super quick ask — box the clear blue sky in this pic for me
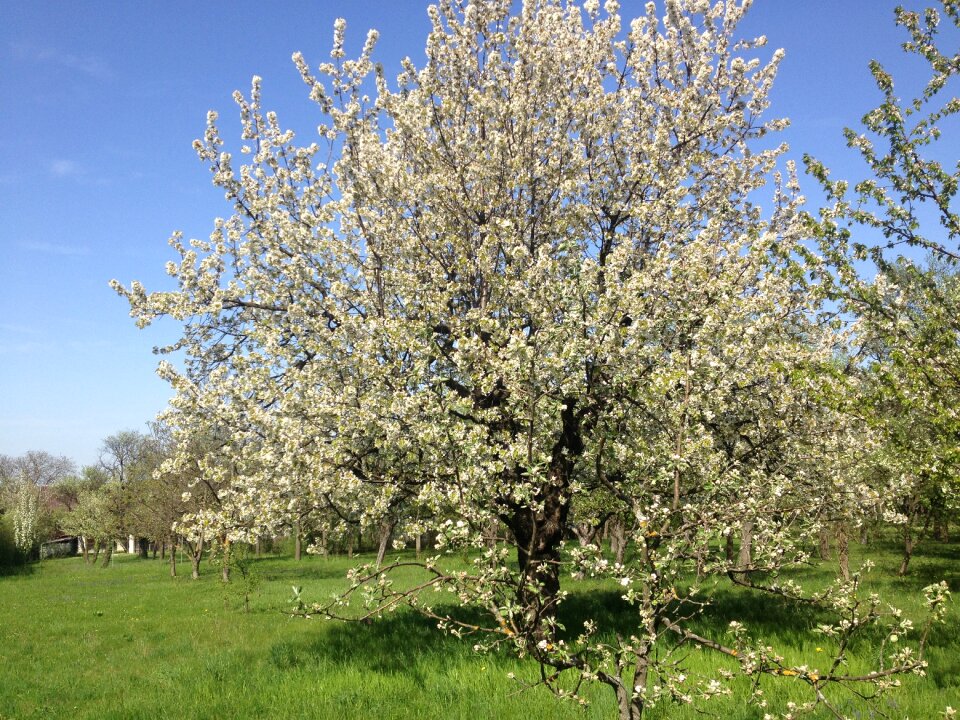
[0,1,954,467]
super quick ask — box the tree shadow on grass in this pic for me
[0,562,38,578]
[557,583,826,648]
[266,564,959,692]
[272,581,839,663]
[896,554,960,593]
[250,557,351,583]
[268,606,480,687]
[275,585,828,675]
[912,540,960,561]
[925,614,960,689]
[561,577,960,685]
[866,538,960,575]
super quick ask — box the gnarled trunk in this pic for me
[511,515,564,630]
[510,401,581,633]
[506,477,570,634]
[188,536,204,579]
[573,520,600,548]
[818,526,832,561]
[836,525,850,581]
[737,520,754,570]
[898,525,914,577]
[613,677,645,720]
[608,516,628,567]
[376,518,395,569]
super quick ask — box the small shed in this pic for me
[40,536,79,559]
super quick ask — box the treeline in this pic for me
[1,428,450,577]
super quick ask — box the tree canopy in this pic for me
[113,2,954,718]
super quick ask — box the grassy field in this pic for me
[0,541,957,720]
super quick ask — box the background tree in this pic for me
[0,451,74,489]
[0,451,75,560]
[160,422,241,579]
[808,0,960,571]
[98,430,163,557]
[62,487,116,565]
[856,260,960,574]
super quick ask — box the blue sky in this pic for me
[0,1,954,467]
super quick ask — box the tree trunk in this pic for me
[608,516,627,567]
[376,518,395,569]
[818,526,831,561]
[614,680,644,720]
[574,521,601,548]
[898,525,914,577]
[737,520,754,570]
[346,529,354,558]
[320,527,329,558]
[101,543,113,568]
[415,532,422,560]
[694,538,706,579]
[169,538,177,577]
[487,518,499,550]
[91,539,101,564]
[604,632,651,720]
[836,525,850,581]
[933,514,949,543]
[189,537,203,579]
[506,400,580,636]
[221,539,231,583]
[507,481,569,635]
[294,520,302,562]
[81,537,90,565]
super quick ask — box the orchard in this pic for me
[97,1,960,718]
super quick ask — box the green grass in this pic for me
[0,540,956,720]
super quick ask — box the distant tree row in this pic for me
[0,430,196,573]
[0,426,404,577]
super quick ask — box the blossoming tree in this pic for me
[115,1,949,717]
